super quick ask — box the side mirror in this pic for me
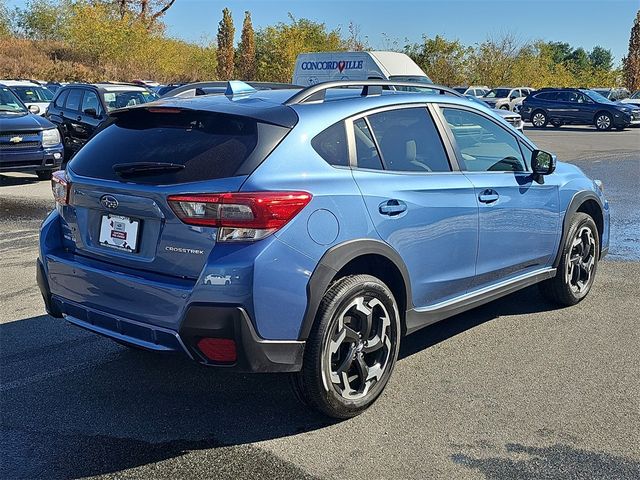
[28,104,40,114]
[531,149,556,182]
[83,108,98,117]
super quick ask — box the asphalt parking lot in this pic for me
[1,126,639,479]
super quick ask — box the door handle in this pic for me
[478,189,499,204]
[379,199,407,216]
[76,116,82,121]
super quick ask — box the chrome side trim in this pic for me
[405,267,556,334]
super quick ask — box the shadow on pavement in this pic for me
[0,174,42,187]
[1,285,560,479]
[451,442,640,479]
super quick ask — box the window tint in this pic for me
[353,118,383,170]
[81,90,101,115]
[535,92,558,101]
[366,108,451,172]
[558,91,578,102]
[54,89,69,108]
[69,110,291,184]
[442,107,526,172]
[311,122,348,166]
[65,89,83,111]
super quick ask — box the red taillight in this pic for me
[51,170,70,205]
[197,338,237,363]
[167,191,312,242]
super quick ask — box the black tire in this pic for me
[531,110,548,128]
[539,213,599,306]
[499,104,510,110]
[35,170,52,180]
[292,274,401,419]
[594,112,613,131]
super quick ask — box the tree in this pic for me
[0,0,12,38]
[566,47,590,75]
[255,15,343,82]
[623,10,640,91]
[14,0,71,41]
[236,11,256,80]
[404,35,470,86]
[115,0,176,29]
[216,7,235,80]
[546,41,572,64]
[589,46,613,71]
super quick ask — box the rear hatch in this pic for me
[62,105,295,279]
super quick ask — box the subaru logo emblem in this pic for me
[101,195,118,210]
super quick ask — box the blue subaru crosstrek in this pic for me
[38,80,610,418]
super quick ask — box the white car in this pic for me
[453,86,490,97]
[204,274,232,286]
[621,90,640,106]
[0,79,54,115]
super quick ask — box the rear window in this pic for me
[68,110,291,184]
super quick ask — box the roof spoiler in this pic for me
[284,80,462,105]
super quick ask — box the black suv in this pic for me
[45,83,158,159]
[521,88,640,130]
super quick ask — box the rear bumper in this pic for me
[36,257,305,372]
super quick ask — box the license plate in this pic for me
[99,214,140,253]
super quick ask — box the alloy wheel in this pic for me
[324,296,393,400]
[565,226,597,294]
[532,112,546,127]
[596,114,611,130]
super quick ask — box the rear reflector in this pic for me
[167,191,312,242]
[197,338,237,363]
[51,170,70,205]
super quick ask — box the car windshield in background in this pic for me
[389,75,433,84]
[453,87,467,93]
[102,90,159,112]
[631,91,640,99]
[0,87,27,113]
[583,90,616,105]
[12,86,54,103]
[484,88,510,98]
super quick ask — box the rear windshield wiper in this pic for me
[113,162,185,176]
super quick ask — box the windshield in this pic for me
[0,87,28,113]
[102,90,159,112]
[484,88,510,98]
[631,91,640,99]
[592,89,611,98]
[583,90,616,105]
[12,85,54,103]
[453,87,467,93]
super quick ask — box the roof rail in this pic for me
[284,80,462,105]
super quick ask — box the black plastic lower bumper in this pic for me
[179,305,305,373]
[37,259,304,373]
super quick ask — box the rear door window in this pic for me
[54,89,69,108]
[65,89,83,112]
[366,107,451,172]
[68,110,291,184]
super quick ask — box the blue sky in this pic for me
[160,0,637,66]
[7,0,639,66]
